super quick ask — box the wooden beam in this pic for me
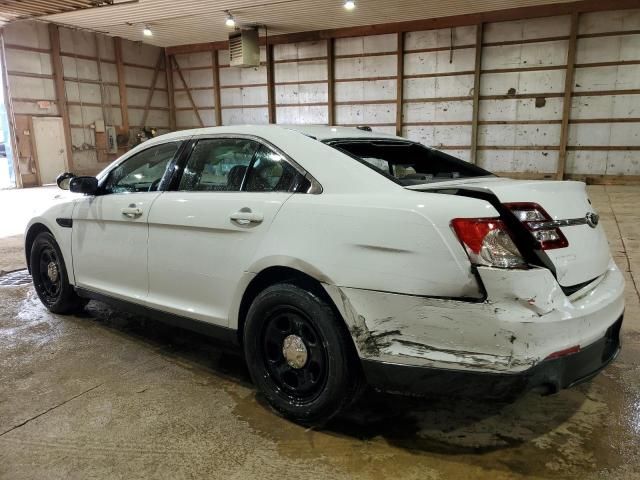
[395,32,404,137]
[0,33,22,187]
[470,23,483,165]
[212,50,222,126]
[327,38,335,126]
[173,56,204,128]
[114,37,129,133]
[164,50,176,130]
[141,52,164,128]
[556,12,579,180]
[48,24,73,172]
[266,43,276,124]
[166,0,640,55]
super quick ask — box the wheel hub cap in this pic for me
[47,262,59,283]
[282,335,308,369]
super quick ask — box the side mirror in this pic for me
[56,172,76,190]
[69,176,99,195]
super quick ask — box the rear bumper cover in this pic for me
[362,315,622,397]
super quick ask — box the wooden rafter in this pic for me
[470,23,483,165]
[266,43,276,124]
[556,12,579,180]
[114,37,129,133]
[212,50,222,126]
[141,52,164,128]
[327,38,335,126]
[395,32,404,137]
[48,23,73,171]
[172,56,204,128]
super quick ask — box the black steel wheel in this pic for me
[261,305,328,403]
[30,232,87,314]
[244,282,362,425]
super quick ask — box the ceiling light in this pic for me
[143,25,153,36]
[225,11,236,27]
[343,0,355,10]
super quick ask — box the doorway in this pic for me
[31,117,68,185]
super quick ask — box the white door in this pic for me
[72,141,183,302]
[32,117,67,185]
[146,138,303,326]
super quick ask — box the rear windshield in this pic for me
[326,139,493,186]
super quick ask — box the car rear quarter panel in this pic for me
[248,190,497,298]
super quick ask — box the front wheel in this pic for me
[243,283,362,426]
[30,232,87,314]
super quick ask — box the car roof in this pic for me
[147,124,404,144]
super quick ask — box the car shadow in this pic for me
[81,299,588,456]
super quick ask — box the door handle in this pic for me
[230,209,263,225]
[121,206,143,219]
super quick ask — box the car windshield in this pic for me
[326,139,493,186]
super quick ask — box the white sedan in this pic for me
[25,125,624,424]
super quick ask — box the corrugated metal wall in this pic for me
[168,7,640,182]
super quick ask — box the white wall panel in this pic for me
[478,150,558,173]
[479,98,563,121]
[482,40,568,69]
[335,79,396,102]
[275,60,327,83]
[480,70,565,95]
[403,100,473,123]
[405,26,477,49]
[335,34,397,55]
[404,48,475,75]
[573,65,640,92]
[479,124,561,146]
[484,16,571,42]
[403,125,471,147]
[404,75,474,99]
[276,83,328,104]
[274,41,327,60]
[276,106,328,124]
[5,49,52,75]
[578,9,640,35]
[222,107,269,125]
[335,55,397,79]
[335,104,396,124]
[221,86,268,106]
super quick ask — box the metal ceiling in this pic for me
[0,0,135,24]
[40,0,575,48]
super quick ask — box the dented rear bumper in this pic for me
[361,315,622,396]
[323,260,625,388]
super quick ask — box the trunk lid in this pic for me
[409,177,610,287]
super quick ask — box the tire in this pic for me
[30,232,87,314]
[243,283,362,426]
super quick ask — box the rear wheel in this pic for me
[243,283,362,425]
[30,232,87,314]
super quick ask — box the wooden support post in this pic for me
[327,38,335,126]
[212,50,222,126]
[0,33,22,187]
[266,43,276,124]
[114,37,129,133]
[164,50,176,130]
[556,12,579,180]
[173,56,204,128]
[395,32,404,137]
[48,24,74,172]
[470,23,483,165]
[141,52,164,128]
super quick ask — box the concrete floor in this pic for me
[0,185,639,479]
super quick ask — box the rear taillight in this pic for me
[504,202,569,250]
[451,218,527,269]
